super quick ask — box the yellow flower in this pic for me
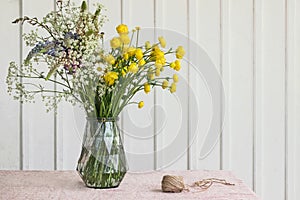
[155,68,160,76]
[127,47,136,56]
[153,47,164,59]
[138,59,146,66]
[145,41,151,50]
[138,101,144,108]
[120,34,130,44]
[105,54,115,65]
[170,62,176,69]
[174,60,181,71]
[122,46,129,53]
[155,62,163,69]
[155,57,166,68]
[158,36,166,48]
[173,74,179,83]
[110,37,121,49]
[162,80,169,89]
[104,71,119,86]
[116,24,129,34]
[170,82,176,93]
[128,63,138,73]
[144,83,151,94]
[123,53,129,60]
[135,48,144,60]
[176,46,185,59]
[148,73,155,80]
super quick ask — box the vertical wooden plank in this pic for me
[122,0,155,171]
[287,0,293,199]
[254,0,262,195]
[287,0,300,199]
[189,0,221,170]
[221,0,231,171]
[155,0,189,170]
[295,1,300,199]
[225,0,254,187]
[0,0,20,169]
[255,0,286,199]
[22,0,55,170]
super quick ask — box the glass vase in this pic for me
[76,117,128,188]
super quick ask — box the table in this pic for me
[0,170,259,200]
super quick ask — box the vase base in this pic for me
[85,184,121,189]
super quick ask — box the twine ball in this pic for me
[161,175,185,193]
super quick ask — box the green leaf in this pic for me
[81,1,87,12]
[46,65,59,80]
[86,30,93,36]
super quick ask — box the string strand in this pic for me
[161,175,235,193]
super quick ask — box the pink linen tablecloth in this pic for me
[0,170,259,200]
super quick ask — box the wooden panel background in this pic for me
[1,0,300,199]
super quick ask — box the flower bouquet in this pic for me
[6,0,185,188]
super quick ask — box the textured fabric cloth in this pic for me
[0,170,260,200]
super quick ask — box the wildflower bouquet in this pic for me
[6,0,185,188]
[6,1,185,118]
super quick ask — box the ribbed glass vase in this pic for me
[76,117,128,188]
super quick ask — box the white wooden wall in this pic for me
[1,0,300,199]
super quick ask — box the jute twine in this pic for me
[161,175,235,193]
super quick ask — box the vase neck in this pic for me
[86,117,119,122]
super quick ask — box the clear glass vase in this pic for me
[76,117,128,188]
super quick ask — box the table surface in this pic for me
[0,170,260,200]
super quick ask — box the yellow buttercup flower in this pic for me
[155,68,160,76]
[174,60,181,71]
[127,47,136,56]
[116,24,129,34]
[104,71,119,86]
[148,73,154,80]
[176,46,185,59]
[155,57,166,67]
[138,59,146,66]
[158,36,166,48]
[128,63,138,73]
[105,54,115,65]
[162,80,169,89]
[120,34,130,44]
[135,48,144,60]
[110,37,121,49]
[138,101,144,108]
[145,41,151,50]
[144,83,151,94]
[170,62,176,69]
[170,82,176,93]
[173,74,179,83]
[153,47,164,59]
[155,62,163,69]
[123,53,129,60]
